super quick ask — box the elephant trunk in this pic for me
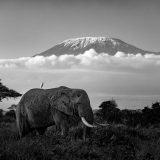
[78,103,96,128]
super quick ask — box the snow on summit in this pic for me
[62,37,118,49]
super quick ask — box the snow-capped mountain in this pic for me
[35,37,158,57]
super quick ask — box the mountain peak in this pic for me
[61,37,119,49]
[35,37,158,57]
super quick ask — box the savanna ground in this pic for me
[1,113,160,160]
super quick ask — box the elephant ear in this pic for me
[50,90,74,116]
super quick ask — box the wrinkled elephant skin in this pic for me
[16,86,96,140]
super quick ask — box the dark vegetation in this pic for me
[95,100,160,128]
[1,80,160,160]
[0,79,21,102]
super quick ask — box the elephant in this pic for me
[16,86,104,140]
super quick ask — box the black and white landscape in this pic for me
[0,0,160,160]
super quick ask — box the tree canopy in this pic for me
[0,79,22,102]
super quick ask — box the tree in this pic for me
[142,102,160,126]
[151,102,160,124]
[152,101,160,110]
[98,99,121,123]
[0,79,22,102]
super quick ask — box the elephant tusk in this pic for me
[94,121,110,127]
[81,117,97,128]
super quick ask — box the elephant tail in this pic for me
[16,104,30,138]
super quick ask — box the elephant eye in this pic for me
[62,101,67,105]
[77,94,81,97]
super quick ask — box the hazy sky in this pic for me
[0,0,160,110]
[0,0,160,59]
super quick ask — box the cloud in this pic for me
[1,49,160,110]
[0,49,160,73]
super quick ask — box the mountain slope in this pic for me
[35,37,158,57]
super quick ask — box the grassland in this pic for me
[0,119,160,160]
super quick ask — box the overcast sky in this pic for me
[0,0,160,110]
[0,0,160,59]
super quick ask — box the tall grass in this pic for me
[1,121,160,160]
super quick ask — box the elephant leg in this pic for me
[83,126,91,141]
[19,119,31,138]
[37,127,46,135]
[83,126,87,141]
